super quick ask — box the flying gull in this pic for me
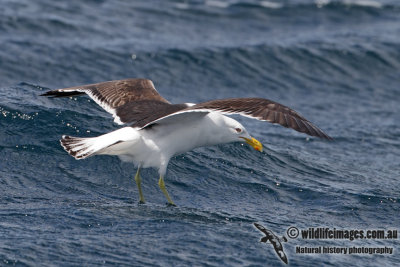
[41,78,331,205]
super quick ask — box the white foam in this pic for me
[315,0,331,8]
[346,0,383,8]
[260,1,283,9]
[316,0,383,8]
[175,3,190,10]
[205,0,230,8]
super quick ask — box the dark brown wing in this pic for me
[116,101,188,127]
[141,98,332,140]
[189,98,332,139]
[41,78,170,124]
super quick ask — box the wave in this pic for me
[176,0,399,11]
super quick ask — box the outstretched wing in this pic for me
[141,98,332,140]
[41,78,170,125]
[254,222,270,235]
[273,246,288,265]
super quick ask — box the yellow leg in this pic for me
[158,175,175,206]
[134,168,145,204]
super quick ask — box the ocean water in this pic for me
[1,0,399,266]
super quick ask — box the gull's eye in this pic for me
[235,128,242,133]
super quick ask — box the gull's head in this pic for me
[221,116,263,152]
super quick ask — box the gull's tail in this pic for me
[61,135,105,159]
[60,127,139,159]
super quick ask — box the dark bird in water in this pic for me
[41,78,331,205]
[254,222,288,264]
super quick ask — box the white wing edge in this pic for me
[55,88,125,125]
[138,108,268,129]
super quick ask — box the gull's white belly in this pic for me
[99,112,238,175]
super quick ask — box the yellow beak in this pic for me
[241,137,263,152]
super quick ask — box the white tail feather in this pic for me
[60,127,139,159]
[61,136,102,159]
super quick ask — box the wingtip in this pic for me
[40,90,63,97]
[40,90,84,98]
[326,135,334,141]
[40,91,53,97]
[319,131,334,141]
[309,123,333,141]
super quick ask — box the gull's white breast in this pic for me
[101,112,238,175]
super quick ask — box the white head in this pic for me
[208,113,263,152]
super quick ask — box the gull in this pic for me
[41,78,331,205]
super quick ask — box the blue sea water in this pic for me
[1,0,399,266]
